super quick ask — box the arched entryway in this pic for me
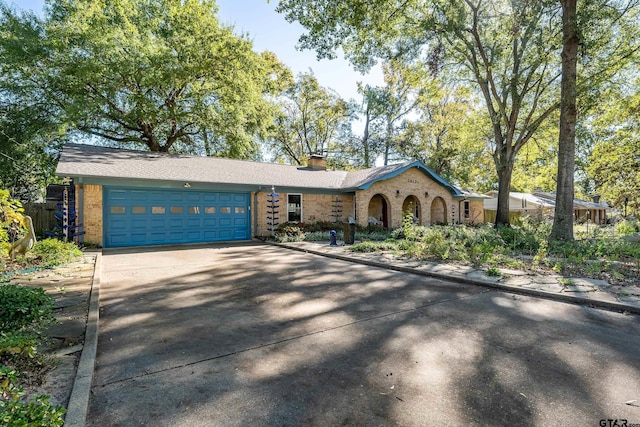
[402,195,421,224]
[368,194,389,227]
[430,197,447,225]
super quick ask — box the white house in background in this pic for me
[484,191,610,224]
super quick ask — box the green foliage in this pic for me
[496,225,540,252]
[547,237,639,262]
[0,285,55,333]
[268,71,350,165]
[0,6,65,202]
[31,239,82,267]
[358,231,392,242]
[486,267,501,277]
[616,219,640,235]
[0,189,25,254]
[304,230,340,241]
[0,366,65,427]
[275,221,393,243]
[1,0,292,157]
[0,332,38,370]
[349,241,398,253]
[275,224,306,242]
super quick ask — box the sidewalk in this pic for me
[276,240,640,315]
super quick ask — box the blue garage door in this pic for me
[104,187,251,248]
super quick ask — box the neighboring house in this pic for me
[484,190,609,224]
[55,144,485,248]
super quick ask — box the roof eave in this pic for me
[356,161,462,196]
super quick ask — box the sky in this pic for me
[15,0,383,102]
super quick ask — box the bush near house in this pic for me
[275,221,393,243]
[0,189,25,259]
[0,285,65,426]
[348,218,638,284]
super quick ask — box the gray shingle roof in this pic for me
[56,143,460,194]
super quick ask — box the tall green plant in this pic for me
[0,188,25,255]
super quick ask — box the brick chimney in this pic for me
[307,154,327,170]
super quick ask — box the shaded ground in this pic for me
[6,254,97,407]
[89,243,640,426]
[286,241,640,309]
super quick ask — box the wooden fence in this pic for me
[23,202,58,237]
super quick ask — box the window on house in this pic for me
[287,194,302,222]
[464,201,470,219]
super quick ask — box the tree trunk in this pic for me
[383,122,392,166]
[495,159,514,226]
[550,0,578,241]
[362,105,372,167]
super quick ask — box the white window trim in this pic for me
[287,193,303,223]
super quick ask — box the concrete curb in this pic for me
[64,251,101,427]
[274,242,640,316]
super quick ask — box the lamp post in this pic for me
[586,210,590,235]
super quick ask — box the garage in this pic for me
[104,187,250,248]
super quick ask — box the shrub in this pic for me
[0,331,50,376]
[358,231,392,241]
[350,241,398,253]
[0,366,65,427]
[0,189,25,257]
[616,219,640,236]
[275,224,306,242]
[0,285,55,333]
[31,239,82,267]
[496,225,539,252]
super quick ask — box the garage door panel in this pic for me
[150,218,166,228]
[203,218,217,227]
[169,219,184,228]
[104,188,250,247]
[131,219,147,228]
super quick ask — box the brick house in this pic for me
[56,144,484,248]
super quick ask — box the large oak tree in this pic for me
[1,0,291,157]
[277,0,563,227]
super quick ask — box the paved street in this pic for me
[89,243,640,426]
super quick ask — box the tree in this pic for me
[1,0,291,158]
[276,0,564,226]
[267,71,351,166]
[398,84,474,180]
[355,83,385,168]
[376,59,432,165]
[585,84,640,216]
[0,4,64,201]
[550,0,640,240]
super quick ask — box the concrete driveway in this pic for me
[88,243,640,426]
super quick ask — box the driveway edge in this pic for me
[64,251,101,427]
[274,242,640,315]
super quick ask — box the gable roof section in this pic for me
[56,144,460,194]
[342,160,462,195]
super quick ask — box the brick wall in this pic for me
[79,184,103,246]
[253,191,355,237]
[354,167,456,228]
